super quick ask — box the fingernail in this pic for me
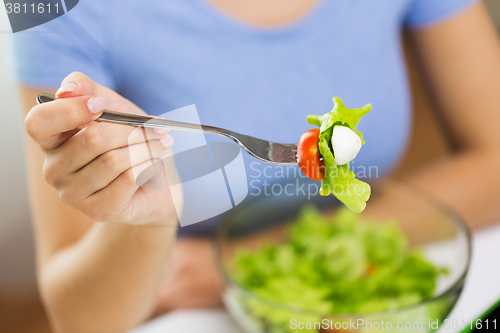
[160,135,174,149]
[87,97,107,115]
[155,128,169,135]
[55,82,78,97]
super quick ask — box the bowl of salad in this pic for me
[215,180,471,333]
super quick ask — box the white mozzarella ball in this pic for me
[331,125,362,165]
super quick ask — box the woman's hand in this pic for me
[152,238,225,316]
[24,72,182,225]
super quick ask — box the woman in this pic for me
[15,0,500,332]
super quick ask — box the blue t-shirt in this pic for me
[12,0,477,233]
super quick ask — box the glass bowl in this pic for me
[215,180,471,333]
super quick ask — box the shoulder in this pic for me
[405,0,479,28]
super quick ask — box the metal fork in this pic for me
[37,93,298,165]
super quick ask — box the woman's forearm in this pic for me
[42,221,177,333]
[406,3,500,230]
[404,148,500,230]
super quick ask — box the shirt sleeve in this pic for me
[11,1,115,89]
[405,0,479,29]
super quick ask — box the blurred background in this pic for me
[1,1,500,332]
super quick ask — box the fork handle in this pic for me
[99,110,217,134]
[36,93,236,139]
[101,112,242,144]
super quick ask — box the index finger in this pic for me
[55,72,145,115]
[25,95,106,150]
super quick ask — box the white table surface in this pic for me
[132,223,500,333]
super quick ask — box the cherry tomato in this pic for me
[297,128,324,181]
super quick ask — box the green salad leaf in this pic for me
[231,206,447,333]
[307,97,371,143]
[307,97,372,213]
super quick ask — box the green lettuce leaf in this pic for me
[307,97,371,143]
[231,206,449,332]
[307,97,371,213]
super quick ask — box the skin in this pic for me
[19,1,500,332]
[406,2,500,226]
